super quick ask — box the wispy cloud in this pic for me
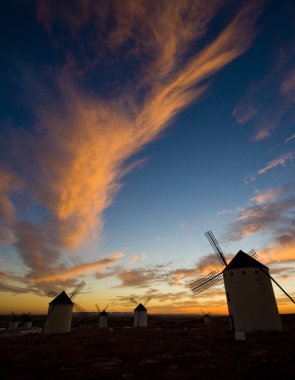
[226,186,295,268]
[228,196,295,240]
[0,271,42,296]
[285,134,295,144]
[244,152,294,182]
[130,252,147,264]
[257,152,294,174]
[232,28,295,141]
[250,187,283,205]
[30,252,124,283]
[1,0,263,283]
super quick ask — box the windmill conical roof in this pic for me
[99,310,108,316]
[134,303,147,311]
[49,290,74,305]
[224,250,268,270]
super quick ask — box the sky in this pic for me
[0,0,295,315]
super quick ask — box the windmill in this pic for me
[8,312,19,330]
[200,310,211,325]
[22,313,32,329]
[189,231,295,333]
[44,280,86,334]
[130,296,152,327]
[95,304,109,328]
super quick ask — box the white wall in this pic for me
[44,304,73,334]
[223,268,282,332]
[134,310,147,327]
[99,316,108,328]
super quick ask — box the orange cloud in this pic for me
[31,252,124,283]
[130,253,147,264]
[250,188,283,205]
[259,242,295,265]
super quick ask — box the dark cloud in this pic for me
[227,196,295,241]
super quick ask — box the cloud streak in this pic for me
[244,152,294,183]
[31,252,124,283]
[226,186,295,267]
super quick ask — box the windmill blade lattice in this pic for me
[190,271,223,295]
[143,296,152,306]
[73,302,87,313]
[205,231,227,266]
[247,249,258,259]
[70,280,86,300]
[130,297,139,305]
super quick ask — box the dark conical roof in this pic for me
[99,310,108,316]
[49,290,74,305]
[134,303,147,311]
[224,250,268,271]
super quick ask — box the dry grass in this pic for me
[0,314,294,379]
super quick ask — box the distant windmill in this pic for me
[201,310,211,325]
[189,231,295,333]
[8,312,19,330]
[95,304,109,328]
[130,296,152,327]
[44,280,86,334]
[22,313,32,329]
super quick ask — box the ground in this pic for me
[0,314,294,379]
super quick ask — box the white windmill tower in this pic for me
[22,313,32,329]
[95,304,109,328]
[189,231,295,333]
[44,281,86,335]
[8,312,19,330]
[130,297,151,327]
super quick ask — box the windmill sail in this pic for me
[190,271,223,295]
[205,231,227,266]
[70,280,86,299]
[247,249,258,259]
[143,296,152,306]
[73,302,87,313]
[130,297,139,305]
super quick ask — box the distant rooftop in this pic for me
[134,303,147,311]
[224,250,268,270]
[224,251,268,270]
[49,291,74,305]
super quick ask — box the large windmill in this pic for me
[189,231,295,333]
[44,280,86,334]
[95,304,109,328]
[130,296,152,327]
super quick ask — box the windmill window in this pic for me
[230,272,234,276]
[242,270,246,275]
[255,270,259,274]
